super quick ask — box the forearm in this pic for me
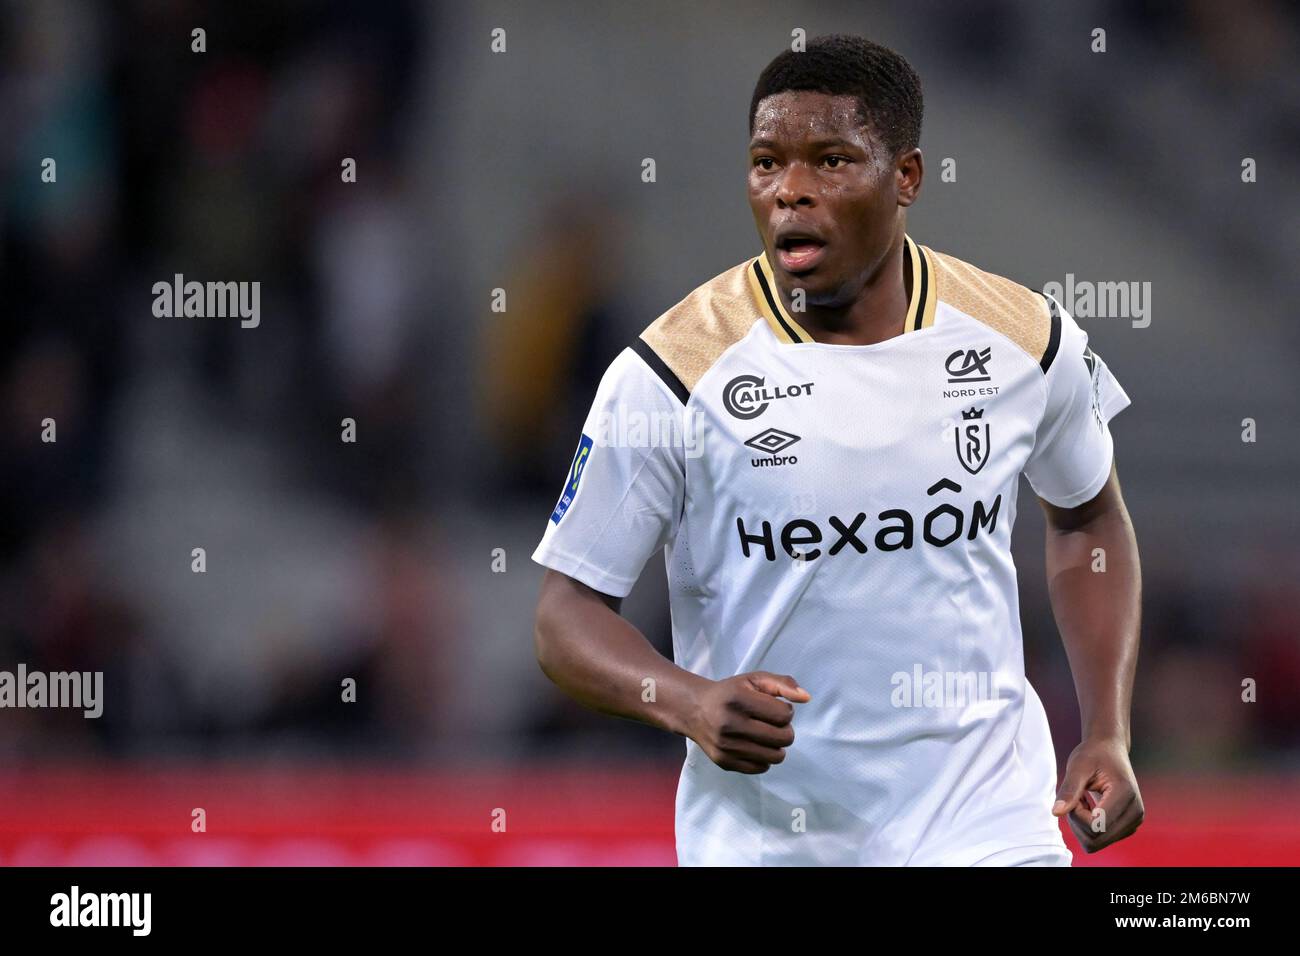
[534,572,708,737]
[1043,504,1141,748]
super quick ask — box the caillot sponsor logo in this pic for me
[744,428,800,467]
[722,374,815,420]
[736,477,1001,561]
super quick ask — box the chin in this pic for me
[794,275,847,307]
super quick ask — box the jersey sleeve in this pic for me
[1023,295,1132,508]
[531,346,688,598]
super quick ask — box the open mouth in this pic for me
[774,232,827,273]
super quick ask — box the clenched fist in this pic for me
[682,672,811,774]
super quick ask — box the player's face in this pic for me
[748,91,916,306]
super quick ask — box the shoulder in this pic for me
[634,258,763,402]
[927,245,1063,373]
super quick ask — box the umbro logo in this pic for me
[745,428,800,468]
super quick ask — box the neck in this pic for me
[779,230,911,346]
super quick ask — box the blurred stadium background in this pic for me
[1,0,1297,865]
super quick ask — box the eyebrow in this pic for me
[748,136,862,151]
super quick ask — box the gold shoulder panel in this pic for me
[928,248,1051,364]
[638,260,762,395]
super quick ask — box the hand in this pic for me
[683,672,811,774]
[1052,736,1144,853]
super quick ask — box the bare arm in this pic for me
[1039,459,1144,851]
[533,568,810,773]
[534,568,705,736]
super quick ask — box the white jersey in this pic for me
[532,235,1131,865]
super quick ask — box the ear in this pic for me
[895,148,923,207]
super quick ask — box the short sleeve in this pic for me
[531,347,688,598]
[1023,295,1132,508]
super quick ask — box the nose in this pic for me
[776,163,817,209]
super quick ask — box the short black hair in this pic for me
[749,34,923,156]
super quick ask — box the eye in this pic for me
[753,156,776,171]
[823,155,851,169]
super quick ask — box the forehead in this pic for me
[750,91,870,143]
